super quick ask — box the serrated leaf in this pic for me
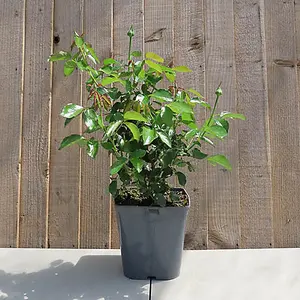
[192,148,208,159]
[167,102,193,114]
[110,157,127,175]
[124,111,147,122]
[59,134,85,150]
[130,157,144,173]
[64,61,76,76]
[150,89,173,102]
[157,131,172,148]
[60,104,84,118]
[142,127,157,145]
[125,122,140,141]
[176,172,187,186]
[106,120,122,137]
[146,52,164,63]
[131,50,142,57]
[208,155,232,170]
[188,88,204,98]
[145,60,162,73]
[87,138,99,158]
[220,112,246,120]
[172,65,192,72]
[109,180,117,196]
[48,51,71,62]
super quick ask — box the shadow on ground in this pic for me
[0,255,149,300]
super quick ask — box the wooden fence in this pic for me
[0,0,299,249]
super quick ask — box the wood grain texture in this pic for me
[205,0,240,249]
[0,0,24,247]
[19,0,52,248]
[265,0,300,247]
[173,0,207,250]
[234,0,273,248]
[110,0,144,248]
[80,0,112,249]
[48,0,83,248]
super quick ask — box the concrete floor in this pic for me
[0,248,300,300]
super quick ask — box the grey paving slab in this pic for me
[0,249,149,300]
[152,249,300,300]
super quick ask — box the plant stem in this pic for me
[128,36,132,62]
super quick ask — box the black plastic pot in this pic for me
[115,188,190,280]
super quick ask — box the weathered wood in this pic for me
[80,0,112,249]
[0,0,24,248]
[48,0,83,248]
[111,0,144,248]
[205,0,240,249]
[174,0,207,250]
[19,0,52,248]
[265,0,300,247]
[234,0,273,248]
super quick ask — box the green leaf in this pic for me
[188,88,204,98]
[64,61,76,76]
[85,43,100,63]
[176,172,187,186]
[165,72,175,82]
[192,148,208,159]
[98,115,104,129]
[220,112,246,120]
[87,138,99,158]
[124,111,147,122]
[60,104,84,118]
[160,107,174,127]
[157,131,172,148]
[106,120,122,137]
[131,149,146,158]
[103,58,117,65]
[125,122,140,141]
[59,134,85,150]
[110,157,127,175]
[48,51,71,62]
[77,60,89,71]
[74,32,84,47]
[145,60,162,73]
[185,129,198,140]
[181,112,194,124]
[155,193,166,207]
[150,89,173,102]
[131,50,142,57]
[190,98,211,109]
[83,109,99,133]
[167,102,193,114]
[207,125,228,139]
[201,136,214,146]
[214,118,229,132]
[142,127,157,145]
[130,157,144,173]
[64,117,74,127]
[172,65,192,72]
[109,180,117,196]
[207,155,232,170]
[145,52,164,63]
[101,77,122,86]
[101,141,113,150]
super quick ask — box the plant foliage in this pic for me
[48,29,245,206]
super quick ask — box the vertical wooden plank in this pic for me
[0,0,24,247]
[265,0,300,247]
[234,0,273,248]
[49,0,83,248]
[80,0,112,249]
[173,0,207,249]
[205,0,240,249]
[19,0,52,248]
[111,0,144,248]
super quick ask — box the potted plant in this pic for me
[48,27,245,280]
